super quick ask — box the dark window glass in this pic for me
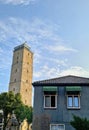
[51,96,55,107]
[14,79,16,82]
[45,95,56,108]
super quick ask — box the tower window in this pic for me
[15,69,17,73]
[17,56,19,59]
[14,79,16,82]
[26,80,28,83]
[13,88,15,91]
[25,100,27,104]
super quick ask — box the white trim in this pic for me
[50,124,65,130]
[44,94,57,109]
[67,94,80,109]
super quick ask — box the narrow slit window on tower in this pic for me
[17,56,19,59]
[13,88,15,91]
[15,69,17,73]
[26,80,28,83]
[14,79,16,82]
[25,100,27,104]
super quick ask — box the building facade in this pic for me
[32,75,89,130]
[9,43,33,106]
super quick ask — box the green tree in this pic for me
[15,105,33,123]
[0,91,22,130]
[0,91,33,130]
[70,115,89,130]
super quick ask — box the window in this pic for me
[13,88,15,91]
[43,86,58,108]
[26,80,28,83]
[27,70,29,73]
[15,69,17,73]
[44,95,57,108]
[25,100,27,104]
[67,95,80,109]
[50,124,65,130]
[14,79,16,82]
[17,56,19,59]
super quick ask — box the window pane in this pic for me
[51,125,64,130]
[51,96,55,107]
[58,125,64,130]
[45,96,51,107]
[68,96,73,107]
[51,125,57,130]
[74,96,79,107]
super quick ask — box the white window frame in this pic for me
[67,94,80,109]
[50,124,65,130]
[44,94,57,109]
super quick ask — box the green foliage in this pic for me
[70,115,89,130]
[0,91,33,130]
[0,91,22,130]
[15,105,33,123]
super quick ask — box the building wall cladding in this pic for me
[33,85,89,130]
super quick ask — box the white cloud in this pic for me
[33,65,89,81]
[0,48,3,53]
[0,17,80,84]
[0,17,77,54]
[0,0,35,5]
[0,18,57,44]
[45,45,77,53]
[0,51,11,69]
[33,71,42,78]
[43,57,68,67]
[33,51,42,64]
[33,65,59,80]
[59,66,89,77]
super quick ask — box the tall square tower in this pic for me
[9,43,33,106]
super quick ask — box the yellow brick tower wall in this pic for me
[9,43,33,106]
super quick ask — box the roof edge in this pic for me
[32,83,89,87]
[32,75,89,86]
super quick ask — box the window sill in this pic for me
[44,107,57,110]
[67,107,80,110]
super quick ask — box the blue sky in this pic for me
[0,0,89,93]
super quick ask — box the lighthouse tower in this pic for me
[9,43,33,106]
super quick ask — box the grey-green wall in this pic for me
[33,86,89,130]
